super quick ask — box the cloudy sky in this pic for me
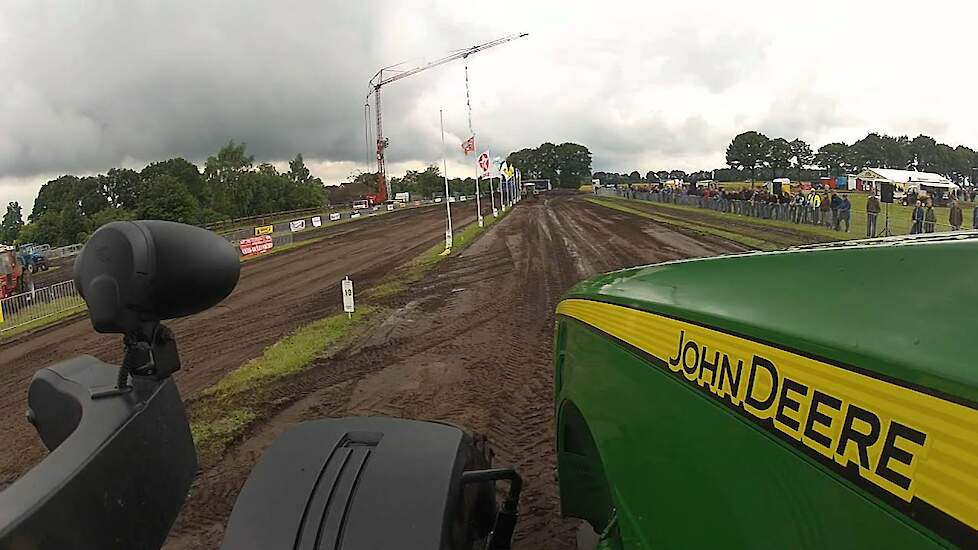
[2,0,977,212]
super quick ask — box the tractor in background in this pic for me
[17,243,49,274]
[0,245,32,300]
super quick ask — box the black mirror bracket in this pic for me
[91,322,181,399]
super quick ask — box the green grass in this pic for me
[190,305,378,456]
[588,198,774,250]
[608,196,841,240]
[594,190,975,252]
[189,407,257,453]
[190,207,508,459]
[841,193,970,237]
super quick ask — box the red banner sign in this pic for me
[239,235,273,256]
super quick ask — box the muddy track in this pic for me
[164,195,743,549]
[599,196,830,247]
[0,202,478,487]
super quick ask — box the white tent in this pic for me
[855,168,958,190]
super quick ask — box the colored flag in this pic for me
[461,136,475,155]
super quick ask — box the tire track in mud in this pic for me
[164,194,745,549]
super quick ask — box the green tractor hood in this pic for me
[556,233,978,546]
[563,232,978,406]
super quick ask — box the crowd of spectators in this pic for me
[621,182,976,237]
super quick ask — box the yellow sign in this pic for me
[254,225,273,236]
[557,298,978,533]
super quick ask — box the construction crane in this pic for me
[364,32,528,205]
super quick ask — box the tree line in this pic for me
[593,132,978,188]
[725,131,978,181]
[506,142,592,188]
[2,142,328,246]
[331,141,594,202]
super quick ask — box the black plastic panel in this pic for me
[223,417,482,550]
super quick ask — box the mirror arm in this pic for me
[92,322,181,399]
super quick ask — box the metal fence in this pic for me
[598,188,961,236]
[0,280,85,335]
[42,243,84,261]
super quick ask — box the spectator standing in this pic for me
[911,200,924,234]
[949,200,963,231]
[866,194,881,237]
[839,195,852,232]
[924,199,936,233]
[819,192,832,227]
[830,192,842,230]
[809,191,821,224]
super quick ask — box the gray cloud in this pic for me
[0,0,440,178]
[3,0,974,203]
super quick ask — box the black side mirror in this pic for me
[74,220,239,335]
[74,221,240,387]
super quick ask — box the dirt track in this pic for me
[0,202,477,486]
[164,194,744,549]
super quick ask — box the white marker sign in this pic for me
[342,277,355,315]
[329,212,341,221]
[312,216,322,227]
[386,204,394,211]
[290,219,305,232]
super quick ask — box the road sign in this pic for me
[342,277,355,315]
[477,151,491,178]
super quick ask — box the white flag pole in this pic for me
[465,63,483,228]
[475,165,483,227]
[489,170,498,217]
[440,110,453,252]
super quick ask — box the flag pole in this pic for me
[465,62,483,228]
[440,109,453,253]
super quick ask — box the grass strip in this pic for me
[191,207,509,459]
[190,305,378,458]
[587,198,773,250]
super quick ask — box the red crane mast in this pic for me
[365,33,528,205]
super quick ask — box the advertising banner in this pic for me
[239,235,273,256]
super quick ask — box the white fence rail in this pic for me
[42,243,84,261]
[0,281,85,335]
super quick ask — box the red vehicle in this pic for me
[0,247,29,299]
